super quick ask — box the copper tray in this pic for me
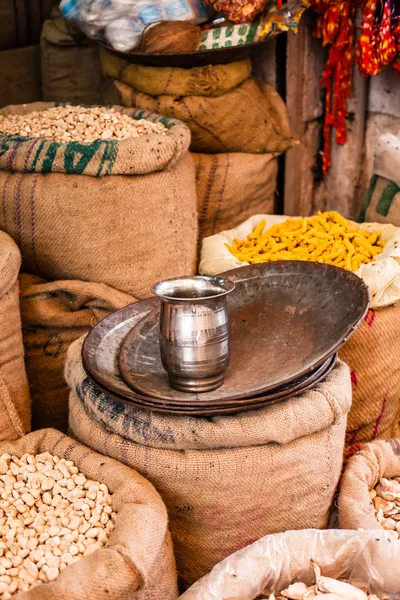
[83,353,337,416]
[82,292,334,409]
[119,262,368,403]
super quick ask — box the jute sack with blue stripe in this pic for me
[66,335,351,591]
[0,428,177,600]
[0,102,197,297]
[359,133,400,226]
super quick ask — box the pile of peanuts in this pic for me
[0,452,116,598]
[0,105,168,144]
[370,477,400,536]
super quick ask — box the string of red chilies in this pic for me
[309,0,400,174]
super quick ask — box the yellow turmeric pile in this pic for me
[226,211,386,272]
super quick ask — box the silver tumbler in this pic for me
[152,275,235,393]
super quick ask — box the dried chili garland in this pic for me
[309,0,400,175]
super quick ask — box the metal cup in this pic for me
[152,275,235,393]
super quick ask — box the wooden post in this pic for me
[284,13,325,216]
[322,65,368,219]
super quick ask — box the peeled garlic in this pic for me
[282,583,309,599]
[311,561,368,600]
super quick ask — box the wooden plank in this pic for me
[368,68,400,118]
[284,13,325,216]
[322,64,368,219]
[0,46,41,108]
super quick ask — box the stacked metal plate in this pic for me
[82,262,369,416]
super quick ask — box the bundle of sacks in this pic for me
[101,49,296,244]
[200,212,400,458]
[0,102,197,431]
[67,333,352,590]
[0,231,178,600]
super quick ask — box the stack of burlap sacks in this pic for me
[0,230,178,599]
[0,102,198,432]
[340,133,400,457]
[66,335,352,590]
[101,49,297,245]
[199,208,400,461]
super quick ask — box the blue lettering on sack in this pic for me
[75,377,175,445]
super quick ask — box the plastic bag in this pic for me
[179,529,400,600]
[199,214,400,309]
[60,0,210,52]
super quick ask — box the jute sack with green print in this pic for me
[0,102,198,298]
[359,133,400,225]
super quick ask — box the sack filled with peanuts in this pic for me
[0,427,177,600]
[200,212,400,457]
[339,438,400,535]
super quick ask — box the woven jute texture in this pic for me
[19,274,135,432]
[359,175,400,225]
[0,104,197,297]
[114,78,297,155]
[193,152,277,245]
[0,231,31,434]
[101,49,251,98]
[66,337,351,591]
[339,306,400,459]
[0,428,177,600]
[339,438,400,531]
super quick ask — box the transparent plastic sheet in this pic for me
[179,529,400,600]
[59,0,211,51]
[199,214,400,309]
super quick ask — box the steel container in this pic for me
[152,275,235,393]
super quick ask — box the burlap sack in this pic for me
[114,79,296,155]
[0,103,197,297]
[339,438,400,530]
[0,428,177,600]
[41,14,104,104]
[66,336,351,590]
[101,49,251,98]
[200,213,400,457]
[359,133,400,225]
[179,529,400,600]
[360,174,400,225]
[193,153,277,244]
[19,274,135,433]
[339,307,400,458]
[0,231,31,433]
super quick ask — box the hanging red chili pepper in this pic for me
[393,17,400,73]
[310,0,400,175]
[310,0,356,174]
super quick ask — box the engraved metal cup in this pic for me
[152,275,235,393]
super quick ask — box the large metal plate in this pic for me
[82,298,157,403]
[99,39,272,68]
[119,262,369,402]
[84,354,337,416]
[82,292,334,408]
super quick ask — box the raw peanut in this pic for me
[373,476,400,533]
[0,452,114,595]
[0,105,167,144]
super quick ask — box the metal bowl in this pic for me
[118,261,369,402]
[98,38,272,68]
